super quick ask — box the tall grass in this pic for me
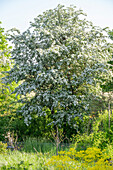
[0,137,70,169]
[22,137,70,155]
[22,137,56,155]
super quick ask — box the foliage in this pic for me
[46,146,113,169]
[71,111,113,151]
[1,136,113,169]
[73,132,108,151]
[0,142,7,154]
[0,23,25,141]
[0,21,11,66]
[0,22,12,114]
[22,137,56,154]
[109,29,113,40]
[23,107,54,138]
[1,145,113,170]
[0,151,48,170]
[3,5,113,129]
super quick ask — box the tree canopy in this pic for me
[3,5,113,128]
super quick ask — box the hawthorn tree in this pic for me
[4,5,113,129]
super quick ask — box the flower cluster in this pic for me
[45,147,113,169]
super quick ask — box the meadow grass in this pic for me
[1,138,113,169]
[22,137,56,155]
[0,138,70,169]
[0,138,52,169]
[0,150,49,169]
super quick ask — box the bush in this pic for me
[73,131,109,151]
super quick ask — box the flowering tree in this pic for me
[4,5,113,128]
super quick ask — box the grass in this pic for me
[1,137,113,169]
[0,138,70,169]
[0,138,52,169]
[22,137,70,155]
[22,137,56,155]
[1,146,113,170]
[0,150,48,169]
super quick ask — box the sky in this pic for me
[0,0,113,32]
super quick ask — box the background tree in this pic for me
[0,22,26,141]
[3,5,113,136]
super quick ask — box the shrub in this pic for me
[46,146,113,169]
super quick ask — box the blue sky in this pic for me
[0,0,113,32]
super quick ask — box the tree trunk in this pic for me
[108,100,111,129]
[56,126,59,155]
